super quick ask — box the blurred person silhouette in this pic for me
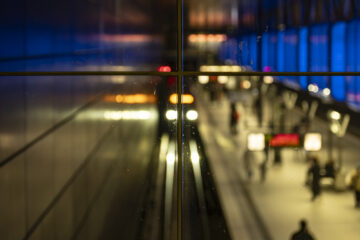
[324,159,336,179]
[290,219,315,240]
[259,160,267,183]
[254,95,262,127]
[244,150,254,179]
[307,157,321,201]
[260,143,269,183]
[350,165,360,208]
[208,81,217,102]
[229,103,239,135]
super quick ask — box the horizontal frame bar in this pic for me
[1,71,360,76]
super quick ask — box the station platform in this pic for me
[196,85,360,240]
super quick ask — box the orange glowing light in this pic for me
[188,34,227,43]
[103,34,154,43]
[115,95,124,103]
[189,34,197,42]
[169,93,194,104]
[105,94,156,104]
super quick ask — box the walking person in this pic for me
[350,165,360,208]
[324,159,336,179]
[307,157,321,201]
[255,95,262,127]
[290,219,315,240]
[259,143,269,183]
[229,103,239,135]
[244,150,254,180]
[259,160,267,183]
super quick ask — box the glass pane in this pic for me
[182,77,231,239]
[0,76,176,239]
[184,0,359,73]
[188,74,360,240]
[184,0,236,71]
[155,76,179,239]
[184,0,263,71]
[0,0,177,72]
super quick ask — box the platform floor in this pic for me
[197,87,360,240]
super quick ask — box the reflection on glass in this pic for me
[0,76,176,239]
[2,0,360,239]
[0,0,176,72]
[190,75,360,240]
[182,77,230,239]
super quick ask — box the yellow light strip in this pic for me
[200,65,242,72]
[104,94,157,104]
[188,34,227,43]
[169,93,194,104]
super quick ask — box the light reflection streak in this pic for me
[188,34,227,43]
[189,140,210,239]
[164,141,176,239]
[102,34,158,43]
[104,110,151,120]
[104,94,157,104]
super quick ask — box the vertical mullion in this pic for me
[176,0,183,240]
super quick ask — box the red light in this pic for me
[167,76,176,85]
[269,134,300,147]
[158,66,172,72]
[209,76,217,81]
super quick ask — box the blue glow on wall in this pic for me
[331,22,346,101]
[284,29,297,72]
[283,29,298,84]
[249,34,258,70]
[240,36,249,66]
[222,38,237,63]
[356,21,360,105]
[219,42,226,62]
[268,32,277,71]
[299,27,308,89]
[262,32,277,72]
[309,24,329,90]
[277,31,285,81]
[277,31,285,71]
[346,21,357,103]
[261,33,269,71]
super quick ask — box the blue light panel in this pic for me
[299,27,308,89]
[284,29,298,72]
[249,34,258,70]
[225,38,237,63]
[268,32,277,71]
[262,32,277,72]
[284,29,298,85]
[331,22,346,101]
[240,36,249,66]
[309,24,329,90]
[261,33,269,71]
[277,31,285,81]
[354,20,360,105]
[346,21,357,103]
